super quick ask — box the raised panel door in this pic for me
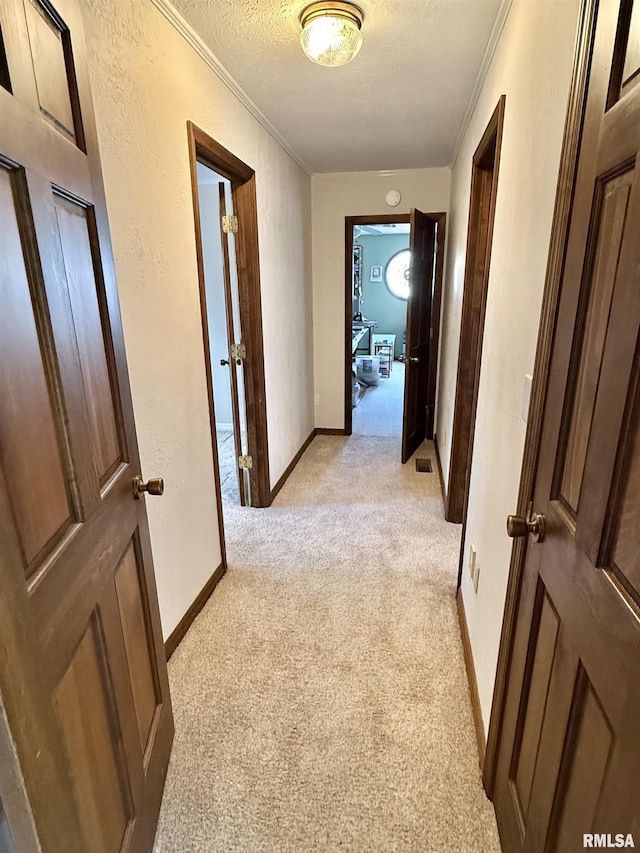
[493,0,640,849]
[0,1,173,851]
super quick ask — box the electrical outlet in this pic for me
[314,393,321,407]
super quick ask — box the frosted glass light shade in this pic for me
[299,3,364,67]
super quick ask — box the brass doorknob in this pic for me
[506,512,545,542]
[408,357,419,363]
[133,475,164,499]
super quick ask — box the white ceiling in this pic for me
[355,223,411,235]
[168,0,503,174]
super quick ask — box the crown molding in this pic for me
[449,0,513,169]
[149,0,313,178]
[312,166,451,180]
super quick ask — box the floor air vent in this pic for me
[415,458,433,473]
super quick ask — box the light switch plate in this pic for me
[521,373,533,423]
[469,545,480,593]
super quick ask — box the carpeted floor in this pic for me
[154,429,501,852]
[353,360,405,438]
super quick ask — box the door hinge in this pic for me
[222,214,238,234]
[238,455,253,470]
[230,342,246,361]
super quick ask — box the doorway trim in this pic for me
[446,96,506,526]
[344,212,447,436]
[187,122,271,510]
[482,0,596,794]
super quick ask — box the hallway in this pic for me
[154,433,500,852]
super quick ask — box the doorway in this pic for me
[446,96,505,525]
[350,220,411,439]
[187,123,271,510]
[344,212,447,459]
[195,161,249,510]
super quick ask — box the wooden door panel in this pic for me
[612,407,640,595]
[0,22,10,93]
[622,12,640,90]
[557,168,633,513]
[114,540,161,759]
[510,589,561,825]
[507,584,579,852]
[52,190,124,485]
[545,672,614,852]
[576,175,640,560]
[55,611,132,853]
[23,0,82,146]
[504,576,631,852]
[31,492,135,679]
[0,162,75,571]
[614,0,640,99]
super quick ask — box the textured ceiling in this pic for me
[170,0,503,173]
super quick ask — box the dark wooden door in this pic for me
[493,0,640,849]
[0,2,173,851]
[401,209,437,463]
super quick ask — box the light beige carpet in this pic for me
[153,436,501,852]
[353,360,406,438]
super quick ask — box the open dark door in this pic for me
[401,209,437,463]
[217,182,247,506]
[492,0,640,848]
[0,1,173,850]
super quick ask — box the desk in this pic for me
[352,320,377,355]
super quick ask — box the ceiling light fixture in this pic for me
[299,2,364,68]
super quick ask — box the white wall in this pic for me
[199,181,234,428]
[435,0,581,729]
[312,169,451,429]
[82,0,313,639]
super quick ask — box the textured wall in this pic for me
[435,0,581,729]
[312,169,451,429]
[82,0,313,639]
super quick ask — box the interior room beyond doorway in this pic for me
[351,221,410,440]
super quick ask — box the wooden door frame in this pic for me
[187,122,270,510]
[482,0,596,795]
[446,96,506,527]
[344,212,447,436]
